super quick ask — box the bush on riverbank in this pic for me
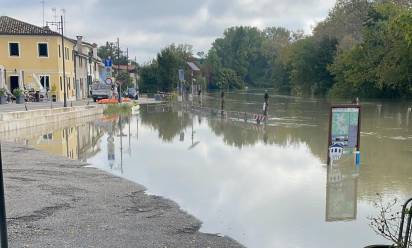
[103,103,132,116]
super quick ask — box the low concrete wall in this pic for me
[0,105,104,133]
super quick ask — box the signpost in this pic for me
[327,105,361,164]
[178,69,185,82]
[104,58,113,81]
[178,69,184,102]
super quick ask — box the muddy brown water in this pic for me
[5,90,412,248]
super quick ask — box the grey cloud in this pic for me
[2,0,335,62]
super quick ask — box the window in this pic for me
[38,43,48,57]
[65,47,70,60]
[60,76,62,90]
[58,45,61,58]
[9,42,19,56]
[40,75,50,90]
[68,77,70,89]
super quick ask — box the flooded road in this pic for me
[4,90,412,248]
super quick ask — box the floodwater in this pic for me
[5,90,412,248]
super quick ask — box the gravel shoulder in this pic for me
[2,142,244,248]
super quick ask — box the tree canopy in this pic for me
[137,0,412,98]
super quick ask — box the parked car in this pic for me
[126,88,138,99]
[91,83,113,102]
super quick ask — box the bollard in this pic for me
[355,151,361,165]
[0,144,8,248]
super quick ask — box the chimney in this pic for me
[76,35,83,52]
[92,43,98,59]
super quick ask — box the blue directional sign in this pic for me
[104,58,113,67]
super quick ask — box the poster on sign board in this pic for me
[329,105,361,150]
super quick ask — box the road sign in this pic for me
[105,67,112,79]
[178,69,185,81]
[104,58,113,67]
[105,78,113,85]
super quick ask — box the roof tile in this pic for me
[0,16,59,36]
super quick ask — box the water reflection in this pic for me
[325,151,359,222]
[3,94,412,248]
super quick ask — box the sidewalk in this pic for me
[0,97,162,113]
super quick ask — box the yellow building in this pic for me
[0,16,78,101]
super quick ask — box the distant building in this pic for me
[186,61,201,93]
[73,36,104,99]
[112,64,138,87]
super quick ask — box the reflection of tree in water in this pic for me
[208,118,327,154]
[140,110,192,142]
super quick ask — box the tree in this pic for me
[313,0,371,50]
[97,42,128,64]
[116,71,133,92]
[282,36,337,96]
[139,61,159,93]
[156,44,192,92]
[216,68,244,89]
[329,1,412,98]
[208,26,266,87]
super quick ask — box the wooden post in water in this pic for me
[220,91,225,117]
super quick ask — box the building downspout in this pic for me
[73,50,78,101]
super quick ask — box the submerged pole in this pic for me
[0,143,8,248]
[220,91,224,117]
[263,90,269,119]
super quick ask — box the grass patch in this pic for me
[103,103,132,116]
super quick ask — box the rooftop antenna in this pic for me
[40,0,45,27]
[61,8,66,31]
[52,7,57,31]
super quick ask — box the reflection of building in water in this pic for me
[326,154,359,222]
[33,127,78,159]
[19,121,105,161]
[77,123,104,162]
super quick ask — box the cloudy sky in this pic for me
[2,0,335,63]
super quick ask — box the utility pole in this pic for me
[49,16,67,107]
[117,38,121,103]
[61,16,67,107]
[134,56,138,90]
[126,48,129,89]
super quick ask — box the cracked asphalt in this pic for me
[2,142,244,248]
